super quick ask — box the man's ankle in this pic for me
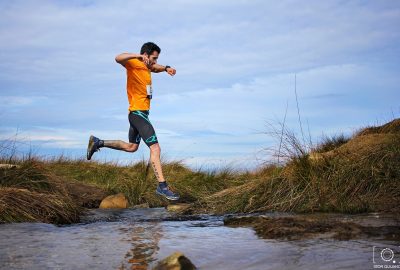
[158,181,168,189]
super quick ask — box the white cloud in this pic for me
[0,127,129,149]
[0,96,49,107]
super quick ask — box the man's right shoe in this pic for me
[87,135,101,160]
[156,184,180,201]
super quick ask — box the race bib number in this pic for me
[146,85,153,99]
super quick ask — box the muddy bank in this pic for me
[224,214,400,241]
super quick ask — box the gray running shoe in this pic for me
[87,135,101,160]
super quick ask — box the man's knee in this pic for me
[149,143,160,154]
[126,143,139,153]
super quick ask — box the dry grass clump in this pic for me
[1,160,64,193]
[199,119,400,214]
[312,133,350,153]
[0,187,81,224]
[0,158,107,224]
[356,118,400,136]
[0,160,80,224]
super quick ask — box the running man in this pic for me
[86,42,179,201]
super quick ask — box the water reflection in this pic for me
[118,222,162,270]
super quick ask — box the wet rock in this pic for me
[99,193,128,209]
[166,203,191,213]
[132,202,150,209]
[153,252,196,270]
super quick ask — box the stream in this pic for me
[0,208,399,269]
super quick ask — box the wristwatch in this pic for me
[165,65,171,72]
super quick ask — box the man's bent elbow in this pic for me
[115,53,125,63]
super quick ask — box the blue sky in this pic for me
[0,0,399,170]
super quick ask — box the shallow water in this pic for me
[0,208,399,270]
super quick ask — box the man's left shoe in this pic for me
[87,135,101,160]
[156,184,180,201]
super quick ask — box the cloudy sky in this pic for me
[0,0,399,170]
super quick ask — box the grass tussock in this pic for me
[0,158,107,224]
[0,187,81,224]
[313,133,350,153]
[356,118,400,136]
[199,119,400,214]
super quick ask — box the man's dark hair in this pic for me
[140,42,161,55]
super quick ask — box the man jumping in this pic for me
[86,42,179,201]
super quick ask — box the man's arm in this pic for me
[115,53,148,67]
[151,64,176,76]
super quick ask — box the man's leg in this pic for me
[151,143,179,200]
[128,110,179,200]
[103,140,139,152]
[87,126,140,160]
[87,123,141,160]
[104,125,140,152]
[149,143,165,182]
[87,135,139,160]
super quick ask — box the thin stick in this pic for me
[278,99,289,164]
[294,74,305,146]
[306,118,312,150]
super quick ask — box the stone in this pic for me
[99,193,128,209]
[153,252,196,270]
[131,202,150,209]
[166,203,191,213]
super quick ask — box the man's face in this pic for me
[146,51,159,68]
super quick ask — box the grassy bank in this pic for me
[0,157,246,224]
[1,119,399,224]
[0,159,114,224]
[199,119,400,214]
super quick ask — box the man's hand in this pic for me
[150,64,177,75]
[115,53,144,66]
[140,54,149,65]
[166,67,176,76]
